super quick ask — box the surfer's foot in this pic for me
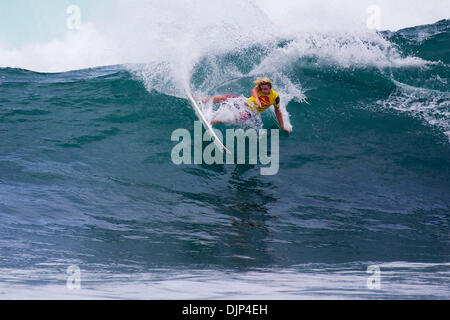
[211,120,222,125]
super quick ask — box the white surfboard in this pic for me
[186,92,232,155]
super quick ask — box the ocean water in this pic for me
[0,5,449,299]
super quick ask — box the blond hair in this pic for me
[254,77,273,90]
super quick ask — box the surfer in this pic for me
[199,78,291,133]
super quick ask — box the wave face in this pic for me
[0,17,449,299]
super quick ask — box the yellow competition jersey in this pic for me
[248,89,280,113]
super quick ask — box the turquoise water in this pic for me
[0,20,449,299]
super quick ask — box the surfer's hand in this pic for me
[283,127,291,133]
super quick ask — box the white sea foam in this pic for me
[1,262,449,299]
